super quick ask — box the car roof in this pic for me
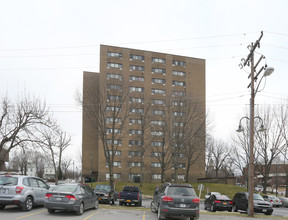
[165,182,192,188]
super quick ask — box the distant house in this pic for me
[43,164,55,180]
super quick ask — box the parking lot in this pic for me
[1,198,288,220]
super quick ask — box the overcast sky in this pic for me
[1,0,287,165]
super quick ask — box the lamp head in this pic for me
[258,124,266,132]
[236,125,244,132]
[263,67,274,77]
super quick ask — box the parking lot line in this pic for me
[82,210,99,220]
[16,210,47,219]
[142,211,145,220]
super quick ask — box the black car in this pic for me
[151,182,199,220]
[204,194,233,212]
[94,184,116,204]
[232,192,273,215]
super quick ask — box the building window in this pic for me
[172,132,184,138]
[172,70,186,77]
[172,174,185,180]
[130,108,144,114]
[107,95,122,101]
[172,163,185,168]
[107,84,122,90]
[129,151,142,157]
[151,88,165,95]
[106,117,122,124]
[152,78,166,84]
[151,131,164,136]
[106,173,121,179]
[129,129,142,135]
[106,161,121,168]
[152,57,166,64]
[172,101,185,106]
[172,80,186,86]
[172,60,186,67]
[107,73,122,80]
[107,62,122,69]
[151,120,165,126]
[130,97,144,104]
[130,65,144,71]
[151,152,163,157]
[106,106,121,112]
[173,122,185,127]
[152,68,166,74]
[129,173,142,180]
[151,141,164,147]
[129,140,142,146]
[130,76,144,82]
[130,54,144,61]
[173,111,186,117]
[106,139,122,145]
[151,174,162,180]
[108,52,122,58]
[172,91,186,97]
[129,162,142,167]
[106,150,122,156]
[151,99,165,105]
[130,86,144,93]
[129,118,142,124]
[152,110,165,115]
[106,128,121,134]
[151,162,161,168]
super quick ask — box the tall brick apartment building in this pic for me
[82,45,206,183]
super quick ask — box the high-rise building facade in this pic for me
[82,45,206,183]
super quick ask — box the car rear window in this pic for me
[0,176,18,186]
[167,186,196,196]
[123,186,139,192]
[216,195,230,200]
[54,185,78,193]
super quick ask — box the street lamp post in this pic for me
[238,31,274,217]
[91,153,93,189]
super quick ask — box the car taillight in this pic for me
[192,198,200,203]
[119,192,121,199]
[215,200,221,203]
[65,195,77,201]
[45,193,53,199]
[270,200,273,202]
[162,196,173,202]
[15,186,24,194]
[229,201,233,204]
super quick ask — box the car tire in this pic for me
[211,204,216,212]
[76,202,84,215]
[157,205,163,220]
[111,198,115,205]
[228,208,232,212]
[21,196,33,212]
[94,199,99,209]
[0,205,5,210]
[265,211,273,215]
[232,203,238,212]
[150,200,157,213]
[48,209,55,214]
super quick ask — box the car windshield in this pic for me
[216,195,230,200]
[0,176,18,186]
[253,194,264,201]
[95,185,111,192]
[123,186,139,192]
[167,186,196,196]
[54,185,78,193]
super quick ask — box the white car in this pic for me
[263,195,282,207]
[204,192,221,200]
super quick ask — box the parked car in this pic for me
[254,185,263,192]
[262,195,282,207]
[279,197,288,208]
[204,194,233,212]
[44,183,98,215]
[119,186,142,206]
[151,182,199,220]
[232,192,273,215]
[94,184,116,204]
[204,192,221,200]
[0,175,50,211]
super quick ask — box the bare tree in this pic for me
[0,95,50,170]
[36,123,71,184]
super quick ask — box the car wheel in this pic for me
[204,204,207,210]
[111,198,115,205]
[150,200,157,213]
[157,205,163,220]
[94,199,99,209]
[48,209,55,214]
[0,205,5,210]
[76,202,84,215]
[265,211,273,215]
[211,204,216,212]
[228,208,232,212]
[232,203,238,212]
[21,196,33,212]
[119,201,123,206]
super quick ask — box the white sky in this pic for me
[1,0,287,165]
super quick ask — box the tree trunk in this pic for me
[0,160,5,171]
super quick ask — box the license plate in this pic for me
[127,200,131,202]
[179,204,186,208]
[98,198,101,200]
[223,202,227,204]
[55,198,62,201]
[263,209,267,212]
